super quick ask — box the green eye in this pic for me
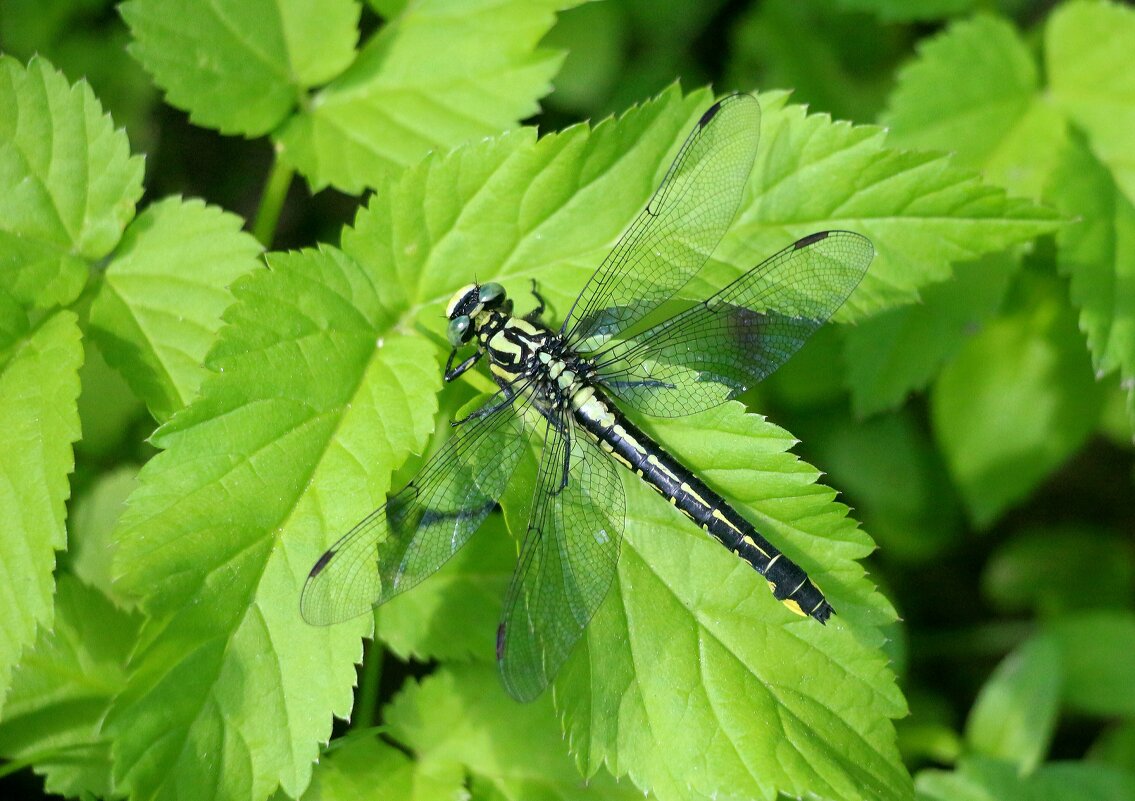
[479,282,505,306]
[447,315,472,346]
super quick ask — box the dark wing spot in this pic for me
[309,548,336,577]
[794,231,829,249]
[496,621,507,660]
[699,100,723,127]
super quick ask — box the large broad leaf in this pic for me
[556,403,908,801]
[0,576,141,798]
[0,304,83,706]
[89,196,263,422]
[105,247,439,801]
[103,87,1060,801]
[0,55,144,307]
[1047,1,1135,207]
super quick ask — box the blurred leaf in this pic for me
[1090,721,1135,774]
[297,734,462,801]
[1048,1,1135,207]
[540,0,626,114]
[386,664,646,800]
[559,403,908,801]
[965,634,1061,774]
[882,14,1065,199]
[930,273,1104,528]
[277,0,580,193]
[845,253,1015,418]
[105,247,439,801]
[1048,132,1135,433]
[67,465,139,604]
[983,525,1135,616]
[122,0,360,136]
[0,55,144,307]
[798,406,963,562]
[1047,611,1135,718]
[0,575,141,799]
[0,307,83,706]
[728,0,902,123]
[832,0,975,22]
[376,514,515,663]
[89,196,264,422]
[916,755,1135,801]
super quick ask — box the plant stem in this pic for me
[352,634,383,730]
[252,154,294,248]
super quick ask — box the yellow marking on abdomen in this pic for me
[712,509,744,535]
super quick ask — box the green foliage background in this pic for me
[1,1,1132,800]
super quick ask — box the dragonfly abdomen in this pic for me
[572,385,833,623]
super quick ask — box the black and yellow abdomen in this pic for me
[570,383,833,623]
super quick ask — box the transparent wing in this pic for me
[301,388,532,625]
[562,93,761,351]
[497,415,625,702]
[591,231,874,417]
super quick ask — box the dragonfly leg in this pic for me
[524,279,547,322]
[445,348,483,381]
[453,384,516,426]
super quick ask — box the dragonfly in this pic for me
[301,93,874,702]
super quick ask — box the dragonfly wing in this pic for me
[592,231,874,417]
[562,93,761,351]
[301,388,531,626]
[497,414,625,702]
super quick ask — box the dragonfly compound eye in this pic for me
[478,282,505,307]
[447,315,473,346]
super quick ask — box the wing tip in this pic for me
[309,547,336,578]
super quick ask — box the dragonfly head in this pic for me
[445,282,507,346]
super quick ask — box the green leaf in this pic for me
[0,55,144,307]
[1048,132,1135,431]
[1048,1,1135,207]
[297,734,463,801]
[386,665,645,800]
[881,14,1065,199]
[845,252,1015,417]
[0,575,142,799]
[983,525,1135,616]
[930,273,1104,528]
[0,308,83,705]
[558,403,908,801]
[68,465,139,604]
[1047,612,1135,718]
[89,196,264,422]
[376,514,515,663]
[121,0,360,136]
[965,634,1061,773]
[104,247,439,801]
[916,756,1135,801]
[276,0,579,193]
